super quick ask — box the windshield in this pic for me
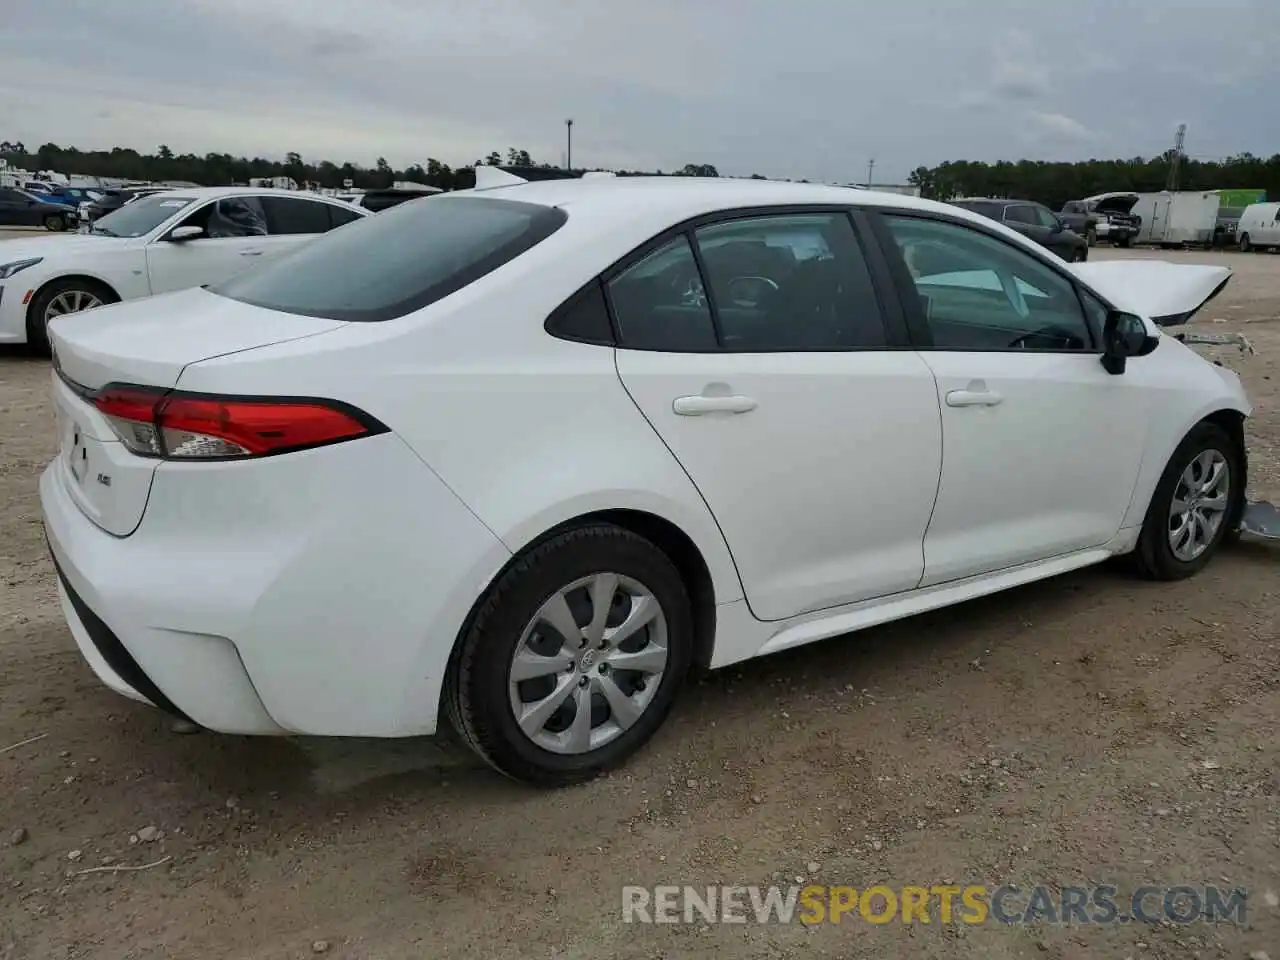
[90,195,196,237]
[211,196,567,322]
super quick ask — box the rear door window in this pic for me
[211,196,566,322]
[606,235,718,351]
[260,196,336,235]
[692,213,886,350]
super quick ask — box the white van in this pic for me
[1237,202,1280,251]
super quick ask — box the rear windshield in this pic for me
[211,196,567,322]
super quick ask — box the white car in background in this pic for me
[41,176,1250,786]
[0,187,369,350]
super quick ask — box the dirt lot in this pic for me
[1,246,1278,960]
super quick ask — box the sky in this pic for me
[4,0,1277,183]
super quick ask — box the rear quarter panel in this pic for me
[176,207,748,610]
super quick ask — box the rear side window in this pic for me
[211,197,567,322]
[328,204,364,229]
[606,235,718,351]
[260,196,335,235]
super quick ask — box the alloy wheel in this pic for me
[44,289,104,324]
[1168,449,1230,562]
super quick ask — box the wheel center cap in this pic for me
[578,649,596,671]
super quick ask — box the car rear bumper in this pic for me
[39,432,513,737]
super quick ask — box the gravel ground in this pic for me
[1,245,1278,960]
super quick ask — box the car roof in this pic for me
[141,186,355,203]
[445,175,979,223]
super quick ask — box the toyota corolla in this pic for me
[41,175,1249,785]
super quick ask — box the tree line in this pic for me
[0,141,722,191]
[908,152,1279,209]
[3,139,1277,206]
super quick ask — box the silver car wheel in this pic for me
[507,572,668,755]
[1168,449,1230,562]
[44,289,104,323]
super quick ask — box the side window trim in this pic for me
[865,208,1108,354]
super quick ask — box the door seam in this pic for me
[610,348,755,616]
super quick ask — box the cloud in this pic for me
[1030,111,1095,141]
[3,0,1278,181]
[989,28,1051,101]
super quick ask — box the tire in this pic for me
[1085,226,1097,247]
[1117,236,1131,249]
[43,214,68,232]
[445,523,694,786]
[25,278,118,353]
[1239,234,1251,253]
[1132,422,1243,581]
[1070,246,1087,262]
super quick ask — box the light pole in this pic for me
[565,118,574,170]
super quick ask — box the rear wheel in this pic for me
[1132,422,1242,581]
[1070,246,1087,262]
[445,524,694,786]
[26,278,117,353]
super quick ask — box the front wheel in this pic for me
[1085,226,1097,247]
[44,214,69,232]
[25,278,117,353]
[445,524,694,786]
[1070,246,1087,262]
[1116,236,1132,248]
[1239,234,1252,252]
[1132,422,1242,580]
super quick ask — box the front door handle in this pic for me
[946,389,1003,407]
[239,250,263,257]
[673,394,758,416]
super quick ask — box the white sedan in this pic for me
[0,186,369,350]
[41,175,1249,786]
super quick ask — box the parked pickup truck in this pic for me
[1061,194,1142,247]
[1057,202,1100,246]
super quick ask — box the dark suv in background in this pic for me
[950,198,1089,261]
[81,186,168,223]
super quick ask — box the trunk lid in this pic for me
[49,286,345,391]
[1069,260,1232,326]
[48,286,345,537]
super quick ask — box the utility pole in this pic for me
[865,158,875,188]
[565,119,574,171]
[1165,123,1186,192]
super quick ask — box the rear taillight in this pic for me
[91,384,386,460]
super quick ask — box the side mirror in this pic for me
[168,225,204,242]
[1052,218,1066,233]
[1101,311,1158,375]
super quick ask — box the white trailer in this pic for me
[1132,190,1221,246]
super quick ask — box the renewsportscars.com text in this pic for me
[621,884,1248,926]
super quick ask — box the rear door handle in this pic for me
[946,389,1003,407]
[673,395,758,416]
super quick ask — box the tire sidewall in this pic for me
[459,527,694,782]
[1140,423,1241,578]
